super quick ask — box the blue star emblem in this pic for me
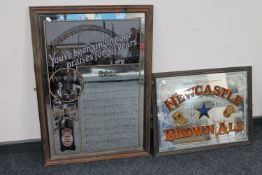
[197,102,211,119]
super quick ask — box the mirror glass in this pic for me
[38,13,145,157]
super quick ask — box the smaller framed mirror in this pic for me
[30,5,153,166]
[152,66,252,156]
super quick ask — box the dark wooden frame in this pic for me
[30,5,153,166]
[152,66,253,157]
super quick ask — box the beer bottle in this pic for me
[59,117,76,151]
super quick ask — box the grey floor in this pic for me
[1,126,262,175]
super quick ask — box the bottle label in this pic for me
[61,128,74,147]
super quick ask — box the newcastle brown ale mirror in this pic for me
[30,5,153,166]
[152,67,252,157]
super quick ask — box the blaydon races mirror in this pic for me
[30,5,153,166]
[153,67,252,156]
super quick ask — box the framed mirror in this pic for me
[30,5,153,166]
[152,67,252,156]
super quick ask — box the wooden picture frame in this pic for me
[152,66,252,156]
[30,5,153,166]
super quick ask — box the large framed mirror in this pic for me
[30,5,153,166]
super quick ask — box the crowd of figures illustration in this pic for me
[50,69,82,102]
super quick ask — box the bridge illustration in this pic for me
[47,22,140,69]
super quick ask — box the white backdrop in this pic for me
[0,0,261,142]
